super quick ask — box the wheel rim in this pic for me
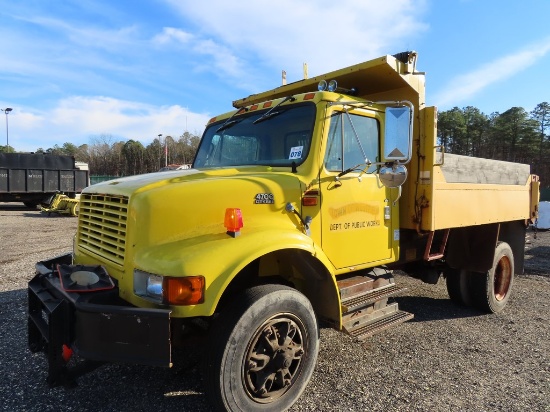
[494,255,512,301]
[243,313,306,403]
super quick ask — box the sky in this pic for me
[2,0,550,153]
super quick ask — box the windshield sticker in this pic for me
[254,193,274,204]
[289,146,304,160]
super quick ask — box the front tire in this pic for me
[205,285,319,412]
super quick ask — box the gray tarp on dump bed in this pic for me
[440,153,531,186]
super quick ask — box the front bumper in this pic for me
[28,253,171,386]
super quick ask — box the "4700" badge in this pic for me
[254,193,274,204]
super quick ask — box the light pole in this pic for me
[1,108,12,152]
[158,133,166,167]
[157,134,162,169]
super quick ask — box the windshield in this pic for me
[193,103,316,169]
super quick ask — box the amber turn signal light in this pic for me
[165,276,205,305]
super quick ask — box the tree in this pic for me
[62,142,79,156]
[179,131,200,165]
[437,104,547,185]
[86,134,116,176]
[530,102,550,181]
[492,107,538,163]
[531,102,550,161]
[437,107,466,153]
[145,137,164,172]
[122,140,146,176]
[463,106,489,157]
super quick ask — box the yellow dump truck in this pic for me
[28,51,539,411]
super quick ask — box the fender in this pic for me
[130,227,340,319]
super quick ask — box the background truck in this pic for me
[0,153,89,208]
[28,51,539,411]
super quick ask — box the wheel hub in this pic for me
[243,314,305,403]
[494,255,512,301]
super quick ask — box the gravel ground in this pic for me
[1,203,549,412]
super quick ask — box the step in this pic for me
[337,270,394,301]
[343,301,399,331]
[341,283,407,313]
[346,309,414,341]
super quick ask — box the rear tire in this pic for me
[205,285,319,412]
[471,242,514,313]
[445,268,474,306]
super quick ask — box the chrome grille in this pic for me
[78,194,129,267]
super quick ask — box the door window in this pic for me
[324,112,380,173]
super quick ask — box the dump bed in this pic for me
[402,151,537,231]
[399,106,538,231]
[232,52,539,231]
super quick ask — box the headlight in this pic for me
[134,270,163,303]
[134,269,205,305]
[146,274,163,300]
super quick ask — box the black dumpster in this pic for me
[0,153,89,207]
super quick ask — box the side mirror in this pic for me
[383,106,412,163]
[379,164,407,188]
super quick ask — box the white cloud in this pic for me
[151,27,247,80]
[434,38,550,108]
[14,14,139,52]
[152,27,194,45]
[163,0,428,83]
[9,97,210,152]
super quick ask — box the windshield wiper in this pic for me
[253,95,295,124]
[216,106,248,133]
[216,119,242,133]
[337,163,364,178]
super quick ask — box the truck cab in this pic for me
[194,89,411,270]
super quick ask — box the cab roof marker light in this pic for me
[250,104,259,111]
[263,101,273,108]
[327,80,358,96]
[303,93,316,100]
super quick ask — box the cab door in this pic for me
[320,109,393,269]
